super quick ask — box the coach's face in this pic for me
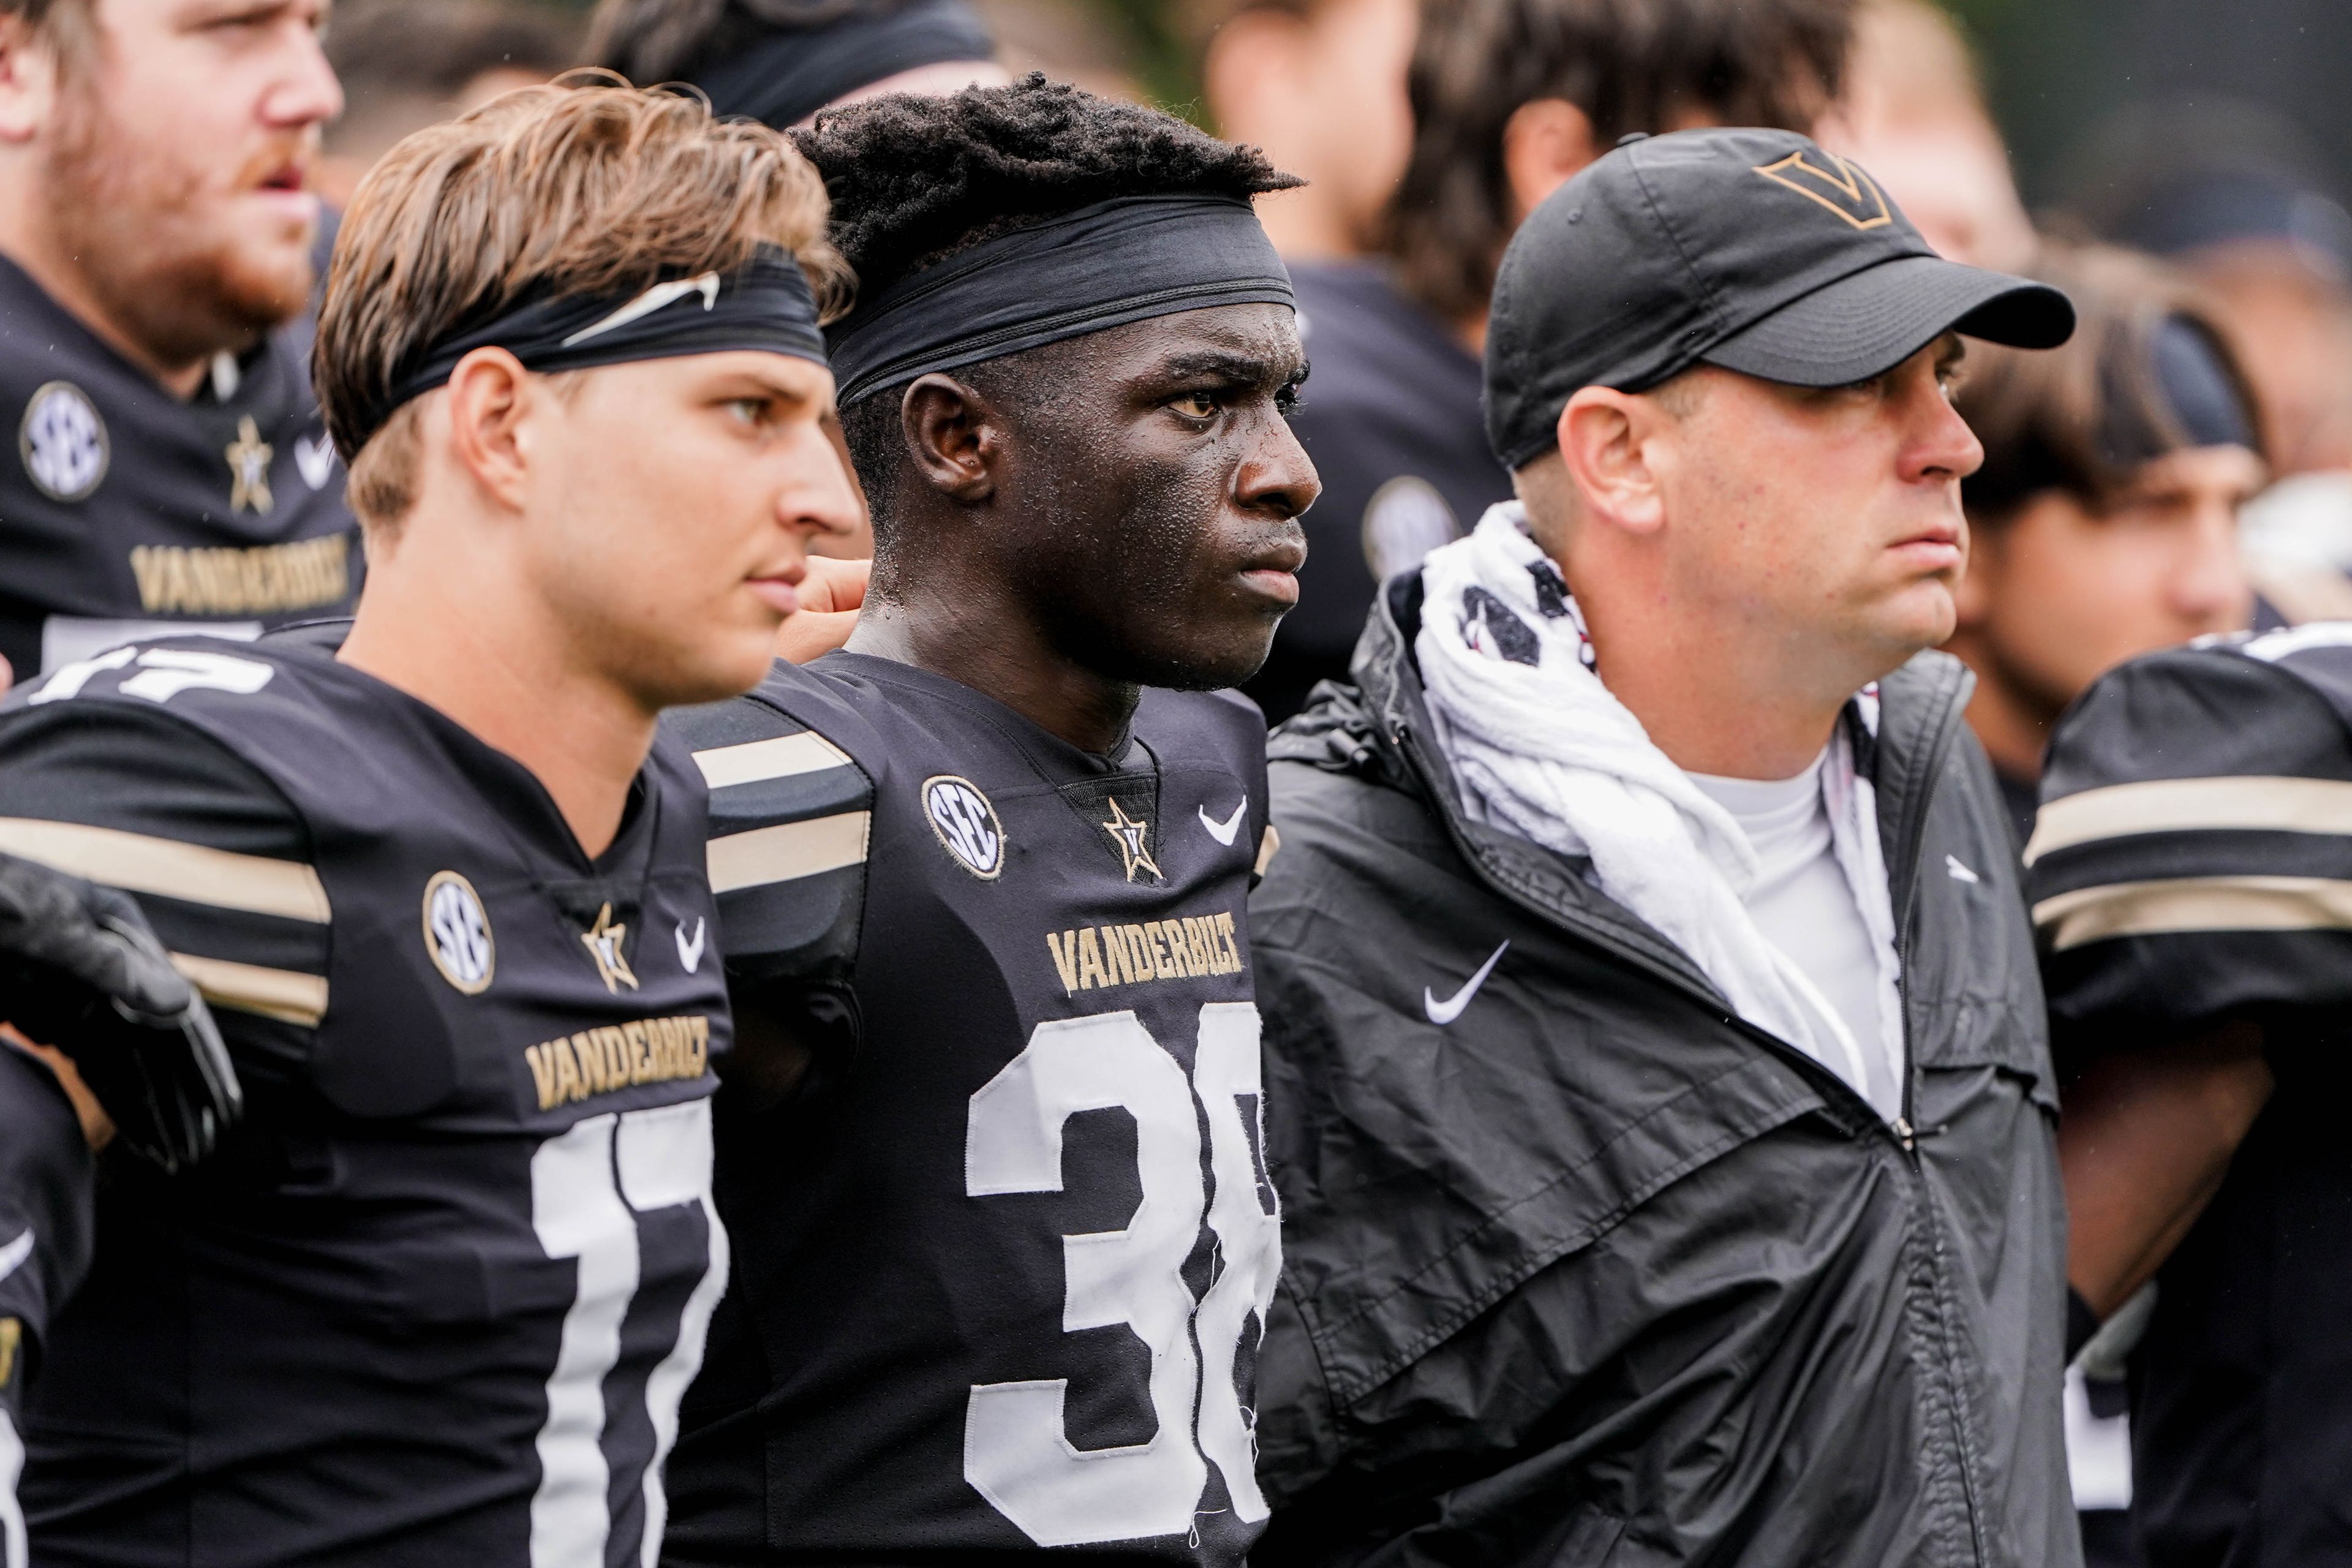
[531,350,861,707]
[1660,335,1981,677]
[22,0,340,364]
[987,303,1318,690]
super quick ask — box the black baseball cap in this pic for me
[1483,127,2076,469]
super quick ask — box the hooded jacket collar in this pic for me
[1273,570,1978,1022]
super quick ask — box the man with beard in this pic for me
[658,77,1316,1566]
[0,0,355,687]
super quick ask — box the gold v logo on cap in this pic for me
[1751,151,1893,232]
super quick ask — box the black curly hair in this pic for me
[802,75,1297,523]
[792,74,1298,301]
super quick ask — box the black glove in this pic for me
[0,851,241,1171]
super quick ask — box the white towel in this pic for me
[1417,503,1905,1114]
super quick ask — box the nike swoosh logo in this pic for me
[0,1227,31,1286]
[1199,797,1247,846]
[562,273,720,347]
[1424,941,1510,1025]
[294,433,336,491]
[675,916,707,975]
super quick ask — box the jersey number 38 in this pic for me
[965,1002,1280,1548]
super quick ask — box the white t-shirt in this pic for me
[1688,755,1904,1118]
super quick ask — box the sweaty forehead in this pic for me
[1086,303,1306,383]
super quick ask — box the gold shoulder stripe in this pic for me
[707,810,870,894]
[168,952,328,1027]
[0,817,329,922]
[693,731,853,790]
[2034,873,2352,952]
[2026,775,2352,865]
[1254,823,1281,878]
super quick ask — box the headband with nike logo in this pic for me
[344,245,828,455]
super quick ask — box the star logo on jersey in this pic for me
[1101,797,1163,883]
[581,902,639,993]
[225,415,274,514]
[20,380,107,501]
[421,870,495,995]
[923,774,1006,880]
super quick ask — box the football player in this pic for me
[2028,626,2352,1566]
[0,850,237,1568]
[0,82,857,1564]
[660,77,1316,1566]
[0,0,356,684]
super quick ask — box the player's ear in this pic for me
[899,374,998,505]
[442,347,536,514]
[0,12,61,144]
[1558,385,1667,538]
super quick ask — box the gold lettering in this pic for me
[1046,930,1081,995]
[1115,924,1152,981]
[552,1033,585,1104]
[0,1317,20,1390]
[127,534,353,616]
[623,1020,652,1084]
[1101,924,1133,987]
[527,1043,560,1111]
[687,1014,710,1076]
[1076,926,1109,991]
[1215,910,1242,973]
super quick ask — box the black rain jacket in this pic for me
[1250,576,2078,1568]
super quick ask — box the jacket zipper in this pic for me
[1871,666,1991,1566]
[1394,674,1996,1564]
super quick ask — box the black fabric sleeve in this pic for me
[0,703,325,1090]
[2029,646,2352,1066]
[664,686,870,986]
[0,1043,93,1420]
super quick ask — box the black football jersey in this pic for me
[0,255,360,681]
[0,632,729,1566]
[660,654,1282,1566]
[0,1047,91,1568]
[2028,625,2352,1568]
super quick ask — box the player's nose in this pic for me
[263,23,345,131]
[1236,413,1319,521]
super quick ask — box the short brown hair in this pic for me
[1386,0,1856,324]
[1959,241,2264,521]
[315,78,847,533]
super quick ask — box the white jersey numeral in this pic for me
[1,1406,24,1568]
[28,645,274,706]
[963,1003,1281,1548]
[529,1100,728,1568]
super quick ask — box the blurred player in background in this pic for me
[1948,242,2263,844]
[1196,0,1415,263]
[2027,618,2352,1568]
[0,81,857,1564]
[1246,0,1858,723]
[0,0,358,692]
[1817,0,2034,272]
[590,0,1008,127]
[315,0,579,209]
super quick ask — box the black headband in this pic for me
[2098,313,2258,469]
[353,248,827,453]
[826,194,1295,407]
[693,0,996,131]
